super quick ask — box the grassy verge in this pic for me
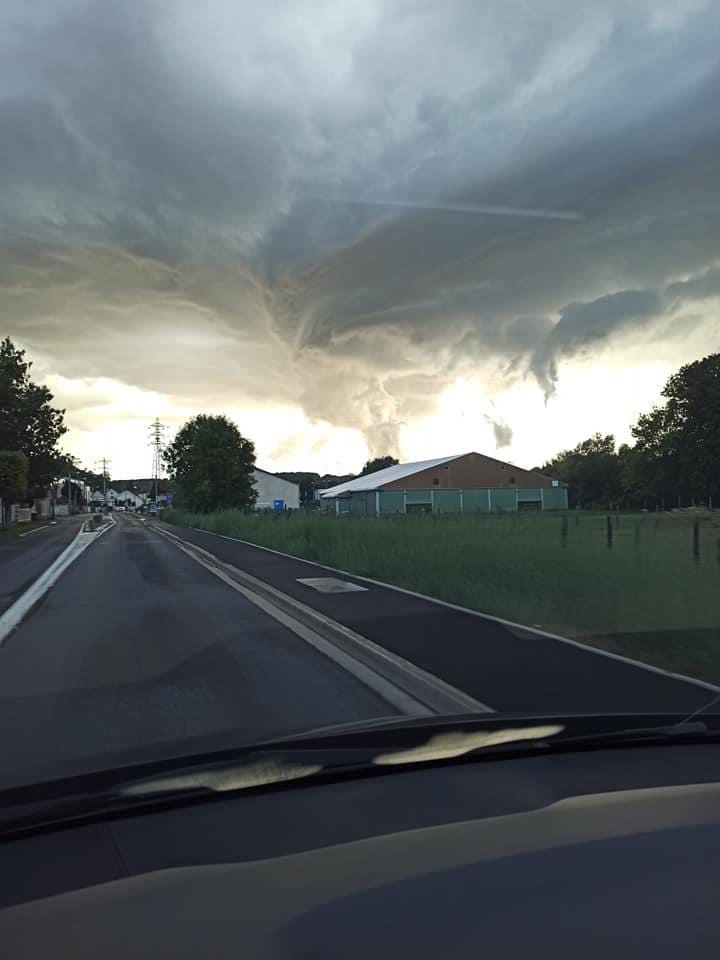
[163,508,720,685]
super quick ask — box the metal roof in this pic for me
[319,455,463,497]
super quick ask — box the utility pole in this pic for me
[96,458,111,506]
[148,419,166,506]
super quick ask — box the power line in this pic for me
[148,419,166,504]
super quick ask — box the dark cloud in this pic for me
[529,290,663,398]
[666,265,720,302]
[2,1,720,456]
[486,417,513,449]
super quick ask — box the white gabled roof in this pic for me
[319,455,462,497]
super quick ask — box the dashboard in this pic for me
[2,743,719,958]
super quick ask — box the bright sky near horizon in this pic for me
[3,1,720,477]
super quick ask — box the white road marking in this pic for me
[297,577,368,594]
[0,519,115,646]
[18,525,51,538]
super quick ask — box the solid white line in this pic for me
[18,525,51,538]
[0,519,115,646]
[181,525,720,696]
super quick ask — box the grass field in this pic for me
[163,508,720,684]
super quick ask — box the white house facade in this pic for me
[253,469,299,510]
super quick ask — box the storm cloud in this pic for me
[3,0,720,459]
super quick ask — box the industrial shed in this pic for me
[319,452,567,515]
[253,469,300,510]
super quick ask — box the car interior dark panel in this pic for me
[3,742,720,910]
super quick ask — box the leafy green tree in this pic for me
[0,451,28,526]
[631,353,720,504]
[543,434,621,508]
[360,456,399,476]
[276,472,321,505]
[0,338,68,496]
[163,415,256,512]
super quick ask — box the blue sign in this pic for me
[273,499,285,512]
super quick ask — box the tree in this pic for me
[276,472,321,505]
[163,415,256,512]
[631,353,720,504]
[360,456,399,476]
[543,434,621,508]
[0,338,68,496]
[0,451,28,526]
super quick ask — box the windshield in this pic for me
[1,1,719,791]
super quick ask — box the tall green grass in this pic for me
[163,509,720,681]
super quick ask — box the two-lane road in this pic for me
[1,511,713,790]
[0,514,396,787]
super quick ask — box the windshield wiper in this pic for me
[2,712,719,838]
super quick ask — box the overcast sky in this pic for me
[3,0,720,477]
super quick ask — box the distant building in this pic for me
[253,469,300,510]
[117,489,145,509]
[319,452,567,515]
[91,488,121,507]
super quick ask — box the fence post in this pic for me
[606,515,613,549]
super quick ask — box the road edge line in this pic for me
[153,524,490,717]
[172,523,720,697]
[0,518,115,646]
[18,525,52,538]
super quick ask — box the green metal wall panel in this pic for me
[326,485,567,515]
[405,489,432,504]
[462,489,491,512]
[379,490,405,514]
[490,488,517,511]
[541,486,568,510]
[348,492,377,515]
[517,488,542,502]
[433,490,461,513]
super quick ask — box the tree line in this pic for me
[542,353,720,509]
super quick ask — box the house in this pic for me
[253,469,300,510]
[319,452,567,515]
[117,489,145,509]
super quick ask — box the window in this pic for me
[509,476,516,484]
[432,478,440,486]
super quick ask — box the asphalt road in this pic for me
[0,514,396,787]
[0,511,713,789]
[0,516,86,617]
